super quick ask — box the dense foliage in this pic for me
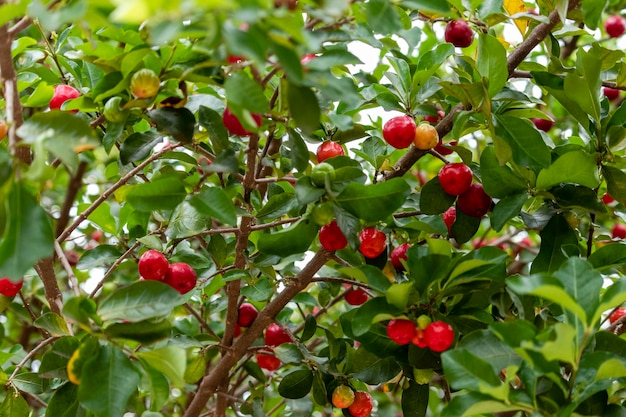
[1,0,626,416]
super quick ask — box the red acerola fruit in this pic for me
[605,15,626,38]
[358,228,386,259]
[386,319,417,345]
[434,139,458,156]
[424,321,455,352]
[227,55,245,64]
[423,110,445,124]
[138,250,169,281]
[222,107,262,136]
[91,230,103,243]
[382,115,416,149]
[609,307,626,324]
[319,220,348,251]
[390,243,411,270]
[237,303,259,327]
[444,19,474,48]
[163,262,197,294]
[265,323,292,346]
[332,385,355,408]
[316,141,344,163]
[50,85,81,112]
[457,183,492,218]
[345,287,368,306]
[411,327,429,348]
[532,117,554,132]
[257,352,281,371]
[443,206,456,235]
[348,391,374,417]
[612,223,626,239]
[438,163,473,196]
[604,87,621,102]
[65,250,80,267]
[0,278,23,297]
[602,193,615,204]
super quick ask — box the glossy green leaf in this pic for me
[126,177,187,212]
[78,344,140,417]
[441,392,523,417]
[494,115,551,173]
[46,382,82,417]
[480,146,528,198]
[553,258,603,325]
[589,243,626,271]
[76,245,124,270]
[34,313,71,337]
[548,184,606,213]
[419,176,456,215]
[136,346,186,387]
[256,218,318,257]
[166,200,212,238]
[347,348,402,384]
[401,380,429,417]
[477,34,508,97]
[0,391,30,417]
[148,107,195,143]
[224,72,268,115]
[0,183,54,281]
[277,369,314,399]
[450,207,482,244]
[399,0,451,14]
[594,279,626,326]
[351,297,401,336]
[285,128,310,173]
[536,150,600,190]
[603,165,626,207]
[287,83,321,136]
[490,193,528,231]
[529,214,579,274]
[295,176,326,205]
[241,277,274,302]
[256,193,298,220]
[564,49,601,123]
[198,105,230,155]
[104,318,172,344]
[98,280,184,323]
[337,178,411,221]
[120,131,163,165]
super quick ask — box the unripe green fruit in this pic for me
[103,97,129,123]
[311,163,335,188]
[130,69,161,99]
[417,315,431,330]
[413,368,434,385]
[312,202,335,226]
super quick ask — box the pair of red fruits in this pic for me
[438,162,492,219]
[331,385,374,417]
[387,318,455,353]
[256,322,292,371]
[319,222,387,259]
[138,250,197,294]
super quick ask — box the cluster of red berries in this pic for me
[438,162,492,220]
[138,250,197,294]
[318,222,387,259]
[256,323,293,371]
[0,277,23,297]
[386,317,455,353]
[331,385,374,417]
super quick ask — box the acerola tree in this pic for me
[2,1,626,417]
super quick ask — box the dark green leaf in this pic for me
[46,382,82,417]
[206,149,239,174]
[337,178,411,221]
[450,208,482,244]
[529,214,580,274]
[224,72,268,114]
[402,380,429,417]
[288,83,321,136]
[104,318,172,344]
[76,245,124,270]
[589,243,626,271]
[494,114,551,173]
[148,107,195,143]
[277,369,314,399]
[256,193,298,220]
[241,277,274,302]
[126,177,187,212]
[191,187,237,226]
[442,348,502,391]
[399,0,451,14]
[549,184,606,213]
[120,131,163,165]
[286,129,310,173]
[441,392,522,417]
[0,183,54,281]
[295,176,326,205]
[419,176,456,215]
[490,193,528,232]
[365,0,403,35]
[536,150,601,190]
[0,391,30,417]
[347,348,402,384]
[39,336,80,379]
[603,165,626,207]
[198,106,230,155]
[256,219,318,257]
[166,200,212,239]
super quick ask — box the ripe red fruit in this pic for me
[91,230,103,243]
[233,324,242,337]
[609,307,626,324]
[444,19,474,48]
[358,228,386,259]
[227,55,245,64]
[434,139,457,156]
[345,287,368,306]
[0,119,7,139]
[443,206,456,234]
[50,85,81,111]
[602,193,615,204]
[612,223,626,239]
[423,110,445,124]
[390,243,411,270]
[265,323,291,346]
[382,116,416,149]
[348,391,374,417]
[0,278,23,297]
[604,87,621,101]
[316,141,344,163]
[386,319,417,345]
[256,353,281,371]
[222,107,262,136]
[163,262,197,294]
[457,183,492,218]
[237,303,259,327]
[532,117,554,132]
[411,328,428,348]
[300,53,316,65]
[425,321,455,352]
[65,250,80,267]
[319,220,348,251]
[138,250,169,281]
[438,163,473,196]
[332,385,355,408]
[605,15,626,38]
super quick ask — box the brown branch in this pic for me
[55,161,88,237]
[34,257,62,314]
[183,249,333,417]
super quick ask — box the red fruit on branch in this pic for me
[316,141,344,162]
[0,277,23,297]
[345,287,368,306]
[358,228,386,259]
[387,319,417,345]
[609,307,626,324]
[603,87,621,101]
[319,220,348,251]
[383,115,416,149]
[443,206,456,235]
[332,385,355,408]
[444,19,474,48]
[237,303,259,327]
[222,107,262,136]
[532,117,554,132]
[423,110,445,124]
[612,223,626,239]
[605,15,626,38]
[256,353,281,371]
[164,262,197,294]
[138,250,169,281]
[438,163,473,196]
[348,391,374,417]
[390,243,411,270]
[265,323,291,346]
[50,85,81,111]
[457,183,492,218]
[424,321,455,352]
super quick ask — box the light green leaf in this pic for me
[536,150,600,190]
[166,200,212,239]
[34,313,71,337]
[477,34,508,97]
[365,0,403,35]
[137,346,186,388]
[126,177,187,212]
[224,72,268,114]
[337,178,411,221]
[191,187,238,226]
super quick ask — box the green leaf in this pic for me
[277,369,314,399]
[205,149,239,174]
[603,165,626,207]
[166,200,212,239]
[399,0,451,14]
[295,176,326,205]
[529,214,579,274]
[286,129,310,173]
[490,193,528,232]
[0,183,54,281]
[148,107,196,143]
[256,193,298,220]
[477,34,508,97]
[350,297,401,336]
[594,279,626,326]
[76,245,124,270]
[39,336,80,379]
[419,176,456,215]
[548,184,606,213]
[241,277,274,302]
[191,187,238,226]
[337,178,411,221]
[480,146,529,198]
[552,258,602,325]
[224,72,268,115]
[136,346,187,388]
[536,150,600,190]
[256,219,318,257]
[34,312,71,337]
[347,348,402,384]
[198,106,230,155]
[365,0,403,35]
[126,177,187,212]
[223,23,268,66]
[97,280,184,323]
[17,112,99,172]
[120,131,163,165]
[441,392,523,417]
[494,114,551,173]
[46,382,82,417]
[287,83,321,136]
[0,391,30,417]
[450,207,482,244]
[564,49,601,123]
[78,344,140,417]
[589,243,626,271]
[104,318,172,344]
[401,380,429,417]
[442,348,503,391]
